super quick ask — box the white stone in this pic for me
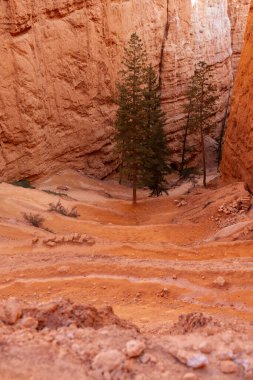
[213,276,226,287]
[126,340,146,358]
[92,349,124,373]
[20,316,38,329]
[187,353,208,369]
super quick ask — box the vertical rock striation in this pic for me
[0,0,250,180]
[221,0,253,190]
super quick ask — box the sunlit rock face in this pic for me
[222,0,253,191]
[0,0,250,180]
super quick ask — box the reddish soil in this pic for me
[0,169,252,379]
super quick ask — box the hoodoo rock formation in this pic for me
[0,0,250,180]
[222,0,253,191]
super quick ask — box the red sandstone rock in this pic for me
[0,1,250,181]
[222,1,253,190]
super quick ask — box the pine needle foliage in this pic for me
[180,79,196,175]
[115,34,170,202]
[142,65,170,197]
[115,33,148,203]
[182,61,218,187]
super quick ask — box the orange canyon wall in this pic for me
[0,0,250,180]
[222,0,253,191]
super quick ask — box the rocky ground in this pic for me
[1,298,253,380]
[0,169,253,379]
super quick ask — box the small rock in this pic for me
[213,276,226,287]
[45,241,57,248]
[157,288,170,298]
[32,237,39,245]
[126,340,146,358]
[140,353,157,364]
[198,341,213,354]
[183,374,199,380]
[92,349,124,373]
[1,298,22,325]
[187,353,208,369]
[20,316,38,329]
[172,274,178,280]
[220,360,238,374]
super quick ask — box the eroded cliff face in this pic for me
[222,0,253,191]
[0,0,250,180]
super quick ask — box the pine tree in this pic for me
[184,61,218,187]
[180,82,195,175]
[142,65,170,196]
[114,33,149,204]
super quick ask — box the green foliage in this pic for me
[180,79,198,174]
[11,179,34,189]
[188,61,218,134]
[182,61,218,186]
[142,65,170,197]
[115,33,170,201]
[180,167,200,179]
[115,33,148,203]
[23,213,44,228]
[48,200,79,218]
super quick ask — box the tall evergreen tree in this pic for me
[180,80,197,176]
[142,65,170,196]
[183,61,218,187]
[115,33,150,203]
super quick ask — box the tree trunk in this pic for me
[200,127,207,187]
[132,174,137,204]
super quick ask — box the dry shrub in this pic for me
[23,213,45,228]
[48,200,79,218]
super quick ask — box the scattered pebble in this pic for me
[0,298,22,325]
[187,353,208,369]
[20,316,38,329]
[183,373,199,380]
[213,276,226,287]
[198,341,213,354]
[92,349,124,373]
[220,360,238,374]
[126,340,146,358]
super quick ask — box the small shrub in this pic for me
[23,213,44,228]
[180,167,200,179]
[43,189,65,197]
[11,179,34,189]
[48,200,79,218]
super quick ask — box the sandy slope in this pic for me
[0,170,253,323]
[0,169,253,379]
